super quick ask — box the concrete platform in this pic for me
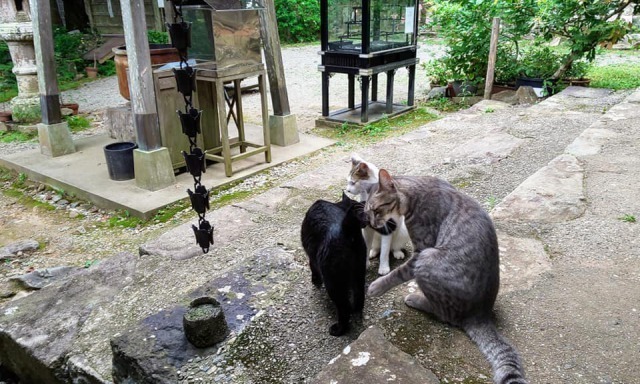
[0,132,333,219]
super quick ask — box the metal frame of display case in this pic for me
[317,0,420,125]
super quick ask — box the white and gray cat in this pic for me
[347,154,410,275]
[365,169,527,384]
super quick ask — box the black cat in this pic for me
[301,192,368,336]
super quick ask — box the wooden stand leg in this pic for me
[348,74,355,109]
[361,75,370,123]
[259,73,272,163]
[234,79,246,153]
[215,79,233,177]
[322,71,330,116]
[408,64,416,106]
[372,74,378,102]
[386,70,395,114]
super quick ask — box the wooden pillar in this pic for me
[385,70,395,114]
[31,0,75,157]
[31,0,61,125]
[260,0,299,146]
[484,18,501,100]
[120,0,162,151]
[361,75,370,123]
[121,0,175,190]
[259,0,291,116]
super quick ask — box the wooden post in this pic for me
[258,0,291,116]
[484,17,500,100]
[120,0,161,151]
[120,0,175,190]
[31,0,61,125]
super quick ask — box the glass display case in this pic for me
[319,0,419,125]
[180,0,263,70]
[326,0,416,54]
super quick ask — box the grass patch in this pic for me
[64,115,91,132]
[0,130,37,143]
[107,210,145,228]
[619,214,636,223]
[425,97,468,113]
[0,89,17,103]
[587,64,640,90]
[2,187,56,211]
[313,106,439,145]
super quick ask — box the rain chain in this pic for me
[167,0,214,253]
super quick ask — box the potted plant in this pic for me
[516,43,564,96]
[423,58,453,88]
[562,60,592,87]
[86,54,98,79]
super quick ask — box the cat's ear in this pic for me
[356,162,369,176]
[351,153,363,166]
[341,191,350,203]
[378,169,395,191]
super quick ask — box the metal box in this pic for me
[181,0,263,71]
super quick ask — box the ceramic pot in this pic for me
[112,44,181,100]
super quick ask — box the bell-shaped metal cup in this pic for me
[192,220,214,253]
[173,67,196,97]
[182,147,206,177]
[178,107,201,138]
[166,21,192,53]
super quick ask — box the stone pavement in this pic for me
[0,86,639,383]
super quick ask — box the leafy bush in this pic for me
[53,28,88,81]
[275,0,320,43]
[0,41,17,94]
[147,30,169,44]
[517,43,564,79]
[429,0,537,82]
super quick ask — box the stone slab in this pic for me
[451,131,524,164]
[9,266,81,290]
[311,326,440,384]
[0,253,137,384]
[491,154,586,223]
[565,127,618,157]
[497,232,552,294]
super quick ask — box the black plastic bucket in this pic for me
[104,142,137,181]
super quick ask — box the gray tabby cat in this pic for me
[366,169,527,384]
[347,154,410,275]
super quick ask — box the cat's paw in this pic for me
[369,249,379,259]
[393,250,405,260]
[367,278,386,296]
[404,293,430,312]
[378,265,390,275]
[329,322,348,336]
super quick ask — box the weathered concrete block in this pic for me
[133,147,175,191]
[104,106,135,142]
[269,113,299,146]
[37,121,76,157]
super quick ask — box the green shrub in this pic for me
[275,0,320,43]
[147,30,169,44]
[54,28,87,81]
[0,41,17,94]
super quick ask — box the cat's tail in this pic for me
[462,316,528,384]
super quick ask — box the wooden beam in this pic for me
[30,0,62,124]
[258,0,291,116]
[120,0,162,150]
[484,17,500,100]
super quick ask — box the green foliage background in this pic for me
[275,0,320,43]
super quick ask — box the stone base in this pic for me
[269,114,299,146]
[11,95,41,123]
[133,147,175,191]
[37,122,76,157]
